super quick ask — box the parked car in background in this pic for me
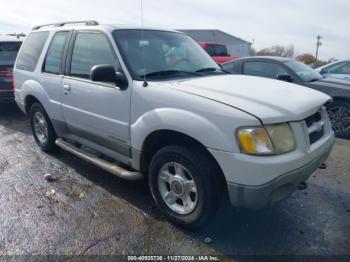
[223,56,350,138]
[15,21,334,228]
[199,42,238,64]
[0,35,23,104]
[316,60,350,81]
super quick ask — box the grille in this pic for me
[305,110,325,145]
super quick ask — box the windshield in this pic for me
[0,42,22,66]
[284,60,323,82]
[113,30,220,79]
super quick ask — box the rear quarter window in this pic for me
[16,32,49,71]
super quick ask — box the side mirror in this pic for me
[90,65,128,90]
[277,74,294,82]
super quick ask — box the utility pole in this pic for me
[315,35,322,63]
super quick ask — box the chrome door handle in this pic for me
[63,84,71,92]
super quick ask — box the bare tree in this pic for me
[256,45,295,58]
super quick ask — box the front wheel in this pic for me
[327,101,350,138]
[148,145,221,229]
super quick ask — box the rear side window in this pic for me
[243,61,288,79]
[16,32,49,71]
[43,32,69,74]
[70,31,117,79]
[0,42,22,66]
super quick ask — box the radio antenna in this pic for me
[140,0,148,87]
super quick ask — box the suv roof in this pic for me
[236,56,293,62]
[31,20,180,34]
[0,35,24,42]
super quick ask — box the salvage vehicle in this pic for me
[14,21,335,228]
[0,35,22,104]
[222,56,350,138]
[316,59,350,81]
[199,42,238,64]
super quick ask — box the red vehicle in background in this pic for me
[0,36,22,104]
[199,42,238,64]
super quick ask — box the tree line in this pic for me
[251,45,337,68]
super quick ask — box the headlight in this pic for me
[237,123,295,155]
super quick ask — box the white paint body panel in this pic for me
[14,25,334,192]
[171,75,331,124]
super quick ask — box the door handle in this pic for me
[63,84,71,91]
[63,84,71,94]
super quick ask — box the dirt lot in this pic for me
[0,104,349,258]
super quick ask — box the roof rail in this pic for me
[32,20,99,30]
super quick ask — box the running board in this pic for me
[55,138,143,181]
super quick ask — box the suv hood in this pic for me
[172,75,331,124]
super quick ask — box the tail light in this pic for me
[0,67,14,91]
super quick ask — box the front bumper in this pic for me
[209,117,335,209]
[226,141,333,209]
[0,91,15,103]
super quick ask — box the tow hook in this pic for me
[319,163,327,170]
[298,182,308,191]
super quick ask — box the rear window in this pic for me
[16,32,49,71]
[207,44,229,56]
[0,42,22,66]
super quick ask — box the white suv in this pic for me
[14,21,335,228]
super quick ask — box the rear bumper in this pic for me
[225,136,334,209]
[0,91,15,103]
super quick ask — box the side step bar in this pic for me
[55,138,143,181]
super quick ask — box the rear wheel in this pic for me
[327,101,350,138]
[29,103,57,152]
[148,145,222,229]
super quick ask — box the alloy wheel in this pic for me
[32,112,48,145]
[328,106,350,132]
[157,162,198,215]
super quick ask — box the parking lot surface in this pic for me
[0,104,349,258]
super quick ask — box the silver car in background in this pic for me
[316,60,350,81]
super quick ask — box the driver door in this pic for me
[61,30,131,156]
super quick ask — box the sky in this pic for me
[0,0,349,60]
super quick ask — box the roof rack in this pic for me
[32,20,99,30]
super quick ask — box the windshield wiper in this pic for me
[196,67,229,74]
[140,70,202,78]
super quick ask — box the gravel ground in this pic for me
[0,104,349,259]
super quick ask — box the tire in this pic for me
[29,102,57,153]
[148,145,222,229]
[327,100,350,139]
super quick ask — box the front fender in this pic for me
[131,108,234,152]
